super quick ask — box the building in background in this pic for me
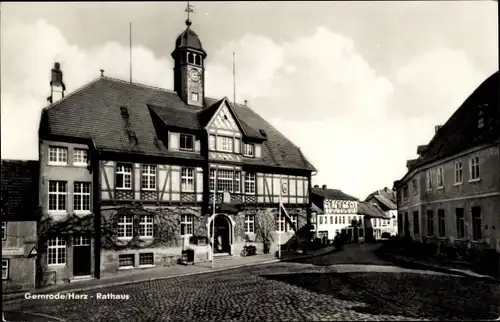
[365,187,398,238]
[1,160,40,292]
[37,16,315,282]
[311,185,364,242]
[394,71,499,250]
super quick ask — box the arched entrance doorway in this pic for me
[209,215,233,254]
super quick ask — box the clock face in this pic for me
[189,69,201,82]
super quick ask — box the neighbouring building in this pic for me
[311,185,364,242]
[394,71,499,251]
[1,160,40,292]
[37,16,315,282]
[365,187,398,239]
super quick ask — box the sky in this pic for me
[1,2,498,200]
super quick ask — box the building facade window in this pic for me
[436,167,444,188]
[141,165,157,191]
[1,222,5,240]
[412,211,419,235]
[181,168,195,192]
[426,170,432,190]
[472,206,482,241]
[455,208,465,239]
[139,215,154,238]
[139,253,154,266]
[73,182,91,213]
[116,163,132,190]
[48,181,67,213]
[208,135,216,150]
[234,171,241,193]
[117,215,133,239]
[411,179,418,195]
[403,185,409,199]
[2,259,8,280]
[330,216,333,225]
[180,215,193,236]
[319,216,323,225]
[191,92,199,102]
[216,170,233,192]
[454,161,463,184]
[217,136,233,152]
[470,156,480,181]
[179,134,194,151]
[118,254,135,268]
[334,216,338,224]
[244,173,256,194]
[243,143,254,157]
[47,237,66,265]
[288,214,298,231]
[438,209,446,237]
[276,215,286,232]
[48,146,68,165]
[426,210,434,236]
[73,149,88,166]
[244,214,255,234]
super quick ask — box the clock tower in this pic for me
[172,18,207,107]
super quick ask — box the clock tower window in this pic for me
[191,92,199,102]
[195,55,201,66]
[188,53,194,64]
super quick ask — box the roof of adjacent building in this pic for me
[397,71,499,185]
[365,187,396,210]
[357,201,391,219]
[310,202,325,215]
[311,187,358,201]
[1,160,40,221]
[39,77,316,172]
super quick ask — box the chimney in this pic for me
[49,62,66,104]
[313,185,319,188]
[322,184,327,189]
[244,99,248,106]
[434,125,442,134]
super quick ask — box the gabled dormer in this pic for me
[199,98,266,162]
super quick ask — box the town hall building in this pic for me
[37,16,315,284]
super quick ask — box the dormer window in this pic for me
[218,136,233,152]
[243,143,255,157]
[478,109,484,129]
[180,134,194,151]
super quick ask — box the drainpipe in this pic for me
[90,139,101,279]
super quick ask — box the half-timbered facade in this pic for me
[38,18,315,280]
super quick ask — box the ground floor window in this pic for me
[359,228,364,238]
[472,206,482,241]
[139,253,154,266]
[2,259,8,280]
[48,237,66,265]
[118,254,135,268]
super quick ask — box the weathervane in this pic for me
[185,1,195,26]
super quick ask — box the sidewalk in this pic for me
[3,246,336,304]
[383,251,500,284]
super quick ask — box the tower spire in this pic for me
[185,1,194,26]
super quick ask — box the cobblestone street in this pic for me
[4,244,500,321]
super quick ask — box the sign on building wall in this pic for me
[2,247,24,256]
[324,199,358,214]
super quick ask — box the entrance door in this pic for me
[404,212,410,237]
[73,235,91,276]
[213,216,231,253]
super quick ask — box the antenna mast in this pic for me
[233,52,236,105]
[129,22,132,83]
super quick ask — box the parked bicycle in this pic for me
[240,242,257,257]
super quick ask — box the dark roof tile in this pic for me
[311,187,358,201]
[42,77,315,171]
[1,160,39,221]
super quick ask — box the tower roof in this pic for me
[174,22,206,56]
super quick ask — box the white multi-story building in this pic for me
[365,188,398,239]
[311,185,365,242]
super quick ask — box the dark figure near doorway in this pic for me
[213,216,231,253]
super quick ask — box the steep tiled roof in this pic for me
[396,71,499,186]
[357,201,390,219]
[311,187,358,201]
[1,160,40,221]
[365,188,396,210]
[175,27,206,55]
[311,202,325,215]
[40,77,315,171]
